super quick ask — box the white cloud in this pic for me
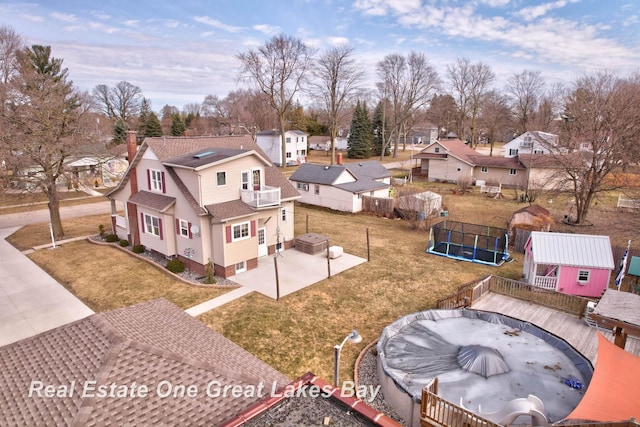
[193,16,243,33]
[517,0,579,21]
[51,12,76,23]
[327,36,350,46]
[252,24,280,35]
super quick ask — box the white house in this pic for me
[289,160,391,213]
[256,129,308,166]
[503,131,559,158]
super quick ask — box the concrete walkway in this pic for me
[0,227,94,347]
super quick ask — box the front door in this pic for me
[257,227,267,257]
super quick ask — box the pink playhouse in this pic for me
[523,231,615,297]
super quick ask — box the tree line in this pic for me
[1,25,640,233]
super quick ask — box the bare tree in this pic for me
[446,58,495,148]
[533,82,565,132]
[505,70,545,134]
[0,25,23,112]
[92,80,143,125]
[1,45,93,238]
[236,34,315,167]
[554,71,640,224]
[377,51,440,158]
[478,90,513,155]
[308,45,364,164]
[426,93,457,138]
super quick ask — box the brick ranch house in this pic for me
[106,132,300,278]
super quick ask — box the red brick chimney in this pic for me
[126,130,138,164]
[125,130,140,246]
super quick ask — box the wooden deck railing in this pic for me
[436,275,590,318]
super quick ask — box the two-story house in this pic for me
[503,131,559,158]
[106,132,300,278]
[256,129,308,166]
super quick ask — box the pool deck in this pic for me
[471,292,640,363]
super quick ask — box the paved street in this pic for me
[0,200,111,228]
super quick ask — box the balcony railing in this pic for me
[240,185,281,208]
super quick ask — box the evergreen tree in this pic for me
[144,111,163,137]
[372,101,390,156]
[347,101,372,158]
[137,97,151,136]
[113,118,128,144]
[170,113,186,136]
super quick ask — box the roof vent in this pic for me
[194,150,215,159]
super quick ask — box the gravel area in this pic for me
[89,235,237,286]
[356,344,408,426]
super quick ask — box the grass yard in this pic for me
[27,241,230,312]
[0,190,107,215]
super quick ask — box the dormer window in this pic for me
[148,169,164,193]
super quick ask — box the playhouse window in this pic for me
[577,270,590,284]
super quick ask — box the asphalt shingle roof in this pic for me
[129,190,176,212]
[0,299,289,426]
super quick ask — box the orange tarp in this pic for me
[565,333,640,422]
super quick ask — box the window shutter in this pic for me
[147,170,151,190]
[188,222,193,239]
[226,226,232,243]
[251,220,256,237]
[159,218,163,240]
[161,171,166,194]
[176,219,180,234]
[140,213,145,233]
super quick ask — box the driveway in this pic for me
[0,227,94,347]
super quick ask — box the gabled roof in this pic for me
[335,179,390,193]
[256,129,306,136]
[205,199,257,222]
[346,160,392,181]
[415,139,478,165]
[527,231,615,269]
[469,155,525,169]
[107,135,299,203]
[0,299,289,426]
[289,163,353,185]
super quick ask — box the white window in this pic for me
[297,182,309,191]
[481,166,488,173]
[286,137,291,144]
[241,171,249,190]
[577,270,590,284]
[144,214,160,237]
[217,171,226,186]
[235,261,247,274]
[434,147,440,153]
[286,152,292,159]
[232,222,250,242]
[509,149,519,156]
[178,219,189,238]
[150,169,163,192]
[314,184,320,195]
[509,169,517,175]
[534,150,544,154]
[300,149,306,156]
[281,207,287,223]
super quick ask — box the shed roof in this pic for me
[528,231,615,269]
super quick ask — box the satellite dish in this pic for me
[190,225,200,234]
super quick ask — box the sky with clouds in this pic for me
[2,0,639,111]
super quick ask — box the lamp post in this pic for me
[333,330,362,387]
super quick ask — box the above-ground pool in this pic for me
[377,309,593,426]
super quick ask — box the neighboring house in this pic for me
[106,132,300,278]
[289,160,391,213]
[503,131,559,158]
[308,135,348,151]
[471,155,527,188]
[65,144,129,188]
[413,139,479,184]
[256,129,308,166]
[399,125,439,146]
[523,231,615,297]
[0,298,290,425]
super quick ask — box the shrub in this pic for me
[98,224,105,236]
[132,244,144,254]
[118,239,129,247]
[166,259,185,274]
[204,258,216,284]
[105,234,119,243]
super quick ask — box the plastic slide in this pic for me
[460,394,548,426]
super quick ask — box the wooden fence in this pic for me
[436,275,590,317]
[362,195,394,215]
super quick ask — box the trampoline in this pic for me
[427,220,509,266]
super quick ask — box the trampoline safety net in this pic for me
[427,220,509,266]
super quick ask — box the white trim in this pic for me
[232,221,250,242]
[150,169,163,192]
[216,170,227,186]
[144,213,160,237]
[178,219,189,238]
